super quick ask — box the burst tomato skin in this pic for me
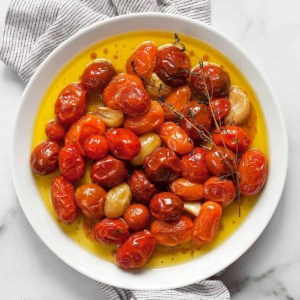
[124,204,150,231]
[238,149,268,196]
[115,230,156,269]
[169,178,204,201]
[45,120,66,142]
[83,135,109,160]
[210,97,230,121]
[51,176,78,224]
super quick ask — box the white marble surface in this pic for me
[0,0,299,299]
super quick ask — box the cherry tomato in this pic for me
[180,102,212,141]
[204,176,236,207]
[115,230,156,269]
[205,146,236,177]
[124,204,150,231]
[158,121,194,156]
[59,145,85,182]
[190,65,230,99]
[238,149,268,196]
[192,201,222,246]
[210,97,230,121]
[127,170,158,205]
[150,192,183,222]
[213,126,251,152]
[91,218,130,245]
[124,101,165,135]
[169,178,204,201]
[83,135,108,160]
[151,216,193,246]
[75,183,106,219]
[91,155,128,188]
[45,120,66,142]
[55,83,87,125]
[144,147,181,183]
[155,45,191,87]
[31,140,59,175]
[126,42,157,80]
[181,148,210,184]
[51,176,78,224]
[82,60,116,93]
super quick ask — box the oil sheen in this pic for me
[32,31,268,269]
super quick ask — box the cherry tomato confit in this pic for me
[31,34,268,270]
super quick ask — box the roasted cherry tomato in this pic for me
[51,176,78,224]
[55,83,87,125]
[150,192,184,222]
[91,218,130,245]
[91,155,128,188]
[155,45,191,87]
[31,140,60,175]
[192,201,222,246]
[210,97,230,121]
[106,128,141,160]
[82,60,116,93]
[238,149,268,196]
[127,170,158,205]
[190,64,230,99]
[181,148,210,184]
[115,230,156,269]
[158,121,194,156]
[124,101,165,135]
[213,126,251,152]
[45,120,66,142]
[75,183,106,219]
[204,176,236,207]
[169,178,204,201]
[124,204,150,231]
[126,42,157,80]
[144,147,181,183]
[83,135,108,160]
[151,216,193,246]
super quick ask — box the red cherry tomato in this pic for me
[51,176,78,224]
[115,230,156,269]
[124,204,150,231]
[169,178,204,201]
[45,120,66,142]
[210,97,230,121]
[83,135,108,160]
[238,149,268,196]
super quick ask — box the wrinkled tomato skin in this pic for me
[213,126,251,152]
[155,45,191,87]
[45,120,66,142]
[181,148,210,184]
[83,135,109,160]
[51,176,78,224]
[159,122,194,156]
[55,83,87,125]
[91,155,128,188]
[169,178,204,201]
[124,101,165,135]
[124,204,150,231]
[31,141,60,175]
[204,176,236,207]
[151,216,193,246]
[115,230,156,269]
[82,60,116,93]
[192,201,222,246]
[238,149,268,196]
[126,42,157,80]
[144,147,181,183]
[75,183,106,219]
[127,170,158,205]
[91,218,130,245]
[210,97,230,121]
[150,192,184,222]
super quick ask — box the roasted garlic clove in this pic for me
[145,72,173,99]
[183,201,201,217]
[94,106,124,128]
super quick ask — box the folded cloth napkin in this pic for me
[0,0,230,299]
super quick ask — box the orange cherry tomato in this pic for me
[169,178,204,201]
[124,204,150,231]
[238,149,268,196]
[192,201,222,246]
[91,218,130,245]
[158,121,194,156]
[181,148,210,184]
[75,183,106,219]
[210,97,230,121]
[45,120,66,142]
[51,176,78,224]
[123,101,165,135]
[31,141,60,175]
[151,216,193,246]
[204,176,236,207]
[83,135,108,160]
[126,42,157,80]
[55,83,87,125]
[115,230,156,269]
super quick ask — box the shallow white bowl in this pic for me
[12,13,288,290]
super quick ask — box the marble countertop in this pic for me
[1,0,299,299]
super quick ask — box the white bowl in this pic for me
[12,13,288,290]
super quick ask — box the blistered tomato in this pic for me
[83,135,108,160]
[210,97,230,121]
[45,120,66,142]
[124,204,150,231]
[169,178,204,201]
